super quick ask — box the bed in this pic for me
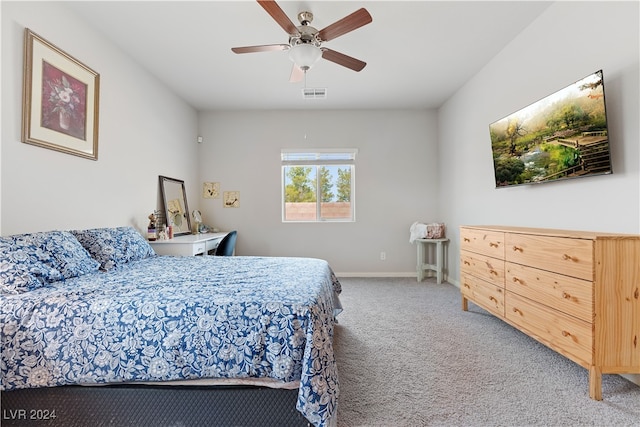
[0,227,342,426]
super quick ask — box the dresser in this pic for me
[460,225,640,400]
[149,232,228,256]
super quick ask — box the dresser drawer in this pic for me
[461,274,504,317]
[461,250,504,287]
[505,233,593,280]
[506,292,592,365]
[460,228,504,259]
[506,262,593,323]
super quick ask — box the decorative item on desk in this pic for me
[192,210,202,234]
[147,212,158,241]
[157,224,168,241]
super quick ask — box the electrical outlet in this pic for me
[380,251,386,261]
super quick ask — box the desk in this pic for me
[415,238,448,284]
[149,232,228,256]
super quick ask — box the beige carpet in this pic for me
[333,277,640,427]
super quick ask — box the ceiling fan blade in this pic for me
[317,8,372,42]
[289,65,304,83]
[231,44,289,54]
[257,0,300,35]
[321,48,366,72]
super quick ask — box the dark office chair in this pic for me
[214,230,237,256]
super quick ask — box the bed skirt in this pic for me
[1,384,311,426]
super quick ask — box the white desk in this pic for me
[415,238,448,284]
[149,232,228,256]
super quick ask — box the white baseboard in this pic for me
[334,272,416,278]
[333,273,461,284]
[622,374,640,387]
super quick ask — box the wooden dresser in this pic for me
[460,225,640,400]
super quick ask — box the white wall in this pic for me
[197,109,439,275]
[438,1,640,286]
[1,2,199,235]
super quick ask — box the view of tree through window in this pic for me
[281,150,356,222]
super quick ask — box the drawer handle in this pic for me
[463,237,471,242]
[489,296,498,303]
[489,269,498,276]
[512,277,523,284]
[561,330,571,337]
[512,246,523,252]
[463,283,471,289]
[463,260,471,266]
[562,291,571,299]
[489,242,499,248]
[512,307,523,315]
[562,254,577,262]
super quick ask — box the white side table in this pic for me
[415,238,449,284]
[149,232,228,256]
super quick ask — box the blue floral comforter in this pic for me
[1,255,342,427]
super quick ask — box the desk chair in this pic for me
[215,230,237,256]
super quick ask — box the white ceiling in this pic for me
[66,1,553,111]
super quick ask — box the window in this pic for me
[281,149,357,222]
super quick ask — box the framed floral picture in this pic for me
[22,29,100,160]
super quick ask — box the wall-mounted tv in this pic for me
[489,70,612,188]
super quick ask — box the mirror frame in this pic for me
[159,175,192,236]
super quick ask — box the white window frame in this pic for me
[281,148,357,223]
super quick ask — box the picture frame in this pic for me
[224,191,240,208]
[203,182,220,199]
[22,28,100,160]
[159,176,192,236]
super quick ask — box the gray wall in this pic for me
[438,1,640,286]
[196,109,440,275]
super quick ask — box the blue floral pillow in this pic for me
[0,238,60,294]
[71,226,156,271]
[11,231,100,280]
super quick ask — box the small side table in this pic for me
[415,238,449,284]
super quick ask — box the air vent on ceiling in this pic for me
[302,88,327,100]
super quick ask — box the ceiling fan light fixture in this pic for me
[288,43,322,71]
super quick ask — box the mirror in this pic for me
[159,175,192,236]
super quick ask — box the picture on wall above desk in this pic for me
[224,191,240,208]
[203,182,220,199]
[21,29,100,161]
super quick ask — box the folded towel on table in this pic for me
[410,222,445,243]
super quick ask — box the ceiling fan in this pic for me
[231,0,372,82]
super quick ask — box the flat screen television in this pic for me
[489,70,612,188]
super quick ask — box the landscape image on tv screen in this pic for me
[489,70,612,187]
